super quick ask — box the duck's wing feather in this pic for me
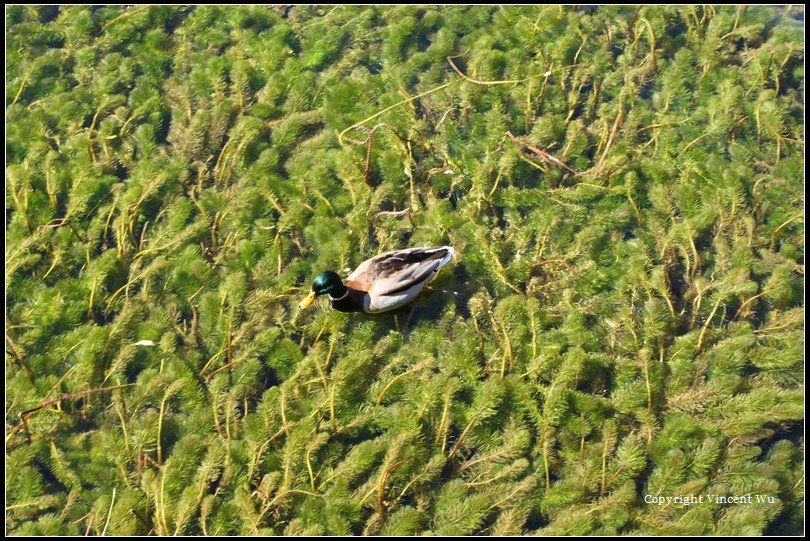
[346,246,454,296]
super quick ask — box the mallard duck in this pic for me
[299,246,455,313]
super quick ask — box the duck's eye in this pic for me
[314,283,330,295]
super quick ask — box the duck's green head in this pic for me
[299,271,347,309]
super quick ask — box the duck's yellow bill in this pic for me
[299,291,318,309]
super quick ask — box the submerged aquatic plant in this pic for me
[6,5,804,535]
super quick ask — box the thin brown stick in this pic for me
[41,218,67,229]
[342,123,409,146]
[338,80,460,146]
[205,356,245,381]
[12,71,30,105]
[102,6,150,30]
[733,291,767,320]
[640,17,657,72]
[448,414,479,459]
[7,384,135,442]
[377,457,412,513]
[375,362,428,406]
[447,55,542,86]
[696,296,723,354]
[505,131,578,174]
[373,208,411,220]
[19,383,136,417]
[594,105,624,177]
[364,134,374,186]
[626,6,642,36]
[5,333,35,383]
[187,286,205,302]
[84,513,96,536]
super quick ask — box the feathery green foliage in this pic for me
[6,5,804,535]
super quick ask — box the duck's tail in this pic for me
[435,246,454,269]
